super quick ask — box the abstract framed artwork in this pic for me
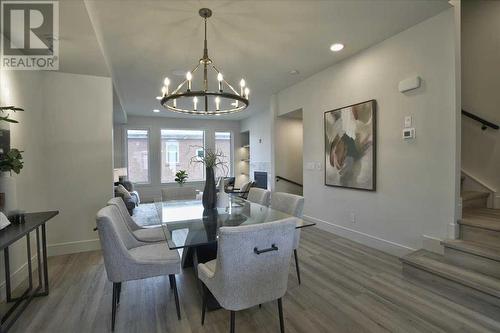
[324,100,376,191]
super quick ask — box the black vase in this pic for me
[202,167,217,209]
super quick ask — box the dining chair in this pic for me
[227,181,253,199]
[247,187,271,206]
[198,218,297,333]
[96,205,181,331]
[162,186,197,201]
[270,192,305,285]
[107,197,165,242]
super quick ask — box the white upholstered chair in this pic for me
[107,197,165,242]
[247,187,271,206]
[96,205,181,331]
[162,186,197,201]
[198,218,296,333]
[270,192,305,284]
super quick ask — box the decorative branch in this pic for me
[0,105,24,124]
[190,146,229,176]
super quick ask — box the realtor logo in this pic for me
[1,1,59,70]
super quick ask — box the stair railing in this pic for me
[462,110,499,131]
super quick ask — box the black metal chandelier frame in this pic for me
[160,8,249,115]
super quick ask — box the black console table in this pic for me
[0,211,58,332]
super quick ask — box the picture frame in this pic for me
[324,100,376,191]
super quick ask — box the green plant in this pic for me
[0,148,24,174]
[190,147,228,175]
[174,170,188,185]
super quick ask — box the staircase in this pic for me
[401,193,500,321]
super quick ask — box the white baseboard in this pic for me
[0,255,37,301]
[422,235,444,254]
[303,215,415,257]
[47,239,101,257]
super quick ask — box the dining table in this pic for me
[153,195,316,310]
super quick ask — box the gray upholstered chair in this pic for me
[107,197,165,242]
[161,186,197,201]
[96,205,181,331]
[270,192,305,285]
[247,187,271,206]
[198,218,297,333]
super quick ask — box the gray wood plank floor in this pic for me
[8,227,500,333]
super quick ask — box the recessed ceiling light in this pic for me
[153,109,160,113]
[288,69,300,75]
[330,43,344,52]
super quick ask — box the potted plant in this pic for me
[191,148,228,209]
[0,106,24,214]
[0,148,24,174]
[174,170,188,186]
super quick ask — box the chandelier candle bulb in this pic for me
[186,72,192,91]
[161,86,167,96]
[163,77,170,94]
[217,73,223,92]
[193,97,198,111]
[244,87,250,99]
[173,99,177,107]
[239,79,246,96]
[215,96,221,111]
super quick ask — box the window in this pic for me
[166,141,179,164]
[215,131,232,178]
[161,129,205,183]
[127,129,149,183]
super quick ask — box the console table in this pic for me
[0,211,58,332]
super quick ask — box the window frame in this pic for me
[160,128,206,184]
[125,127,151,185]
[214,130,234,177]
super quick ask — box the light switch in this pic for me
[404,116,412,128]
[305,162,315,170]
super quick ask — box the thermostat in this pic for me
[403,128,416,140]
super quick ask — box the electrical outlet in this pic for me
[350,212,356,224]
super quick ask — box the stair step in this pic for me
[443,240,500,261]
[442,240,500,278]
[401,250,500,320]
[460,209,500,247]
[401,250,500,298]
[461,191,489,208]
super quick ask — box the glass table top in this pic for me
[154,196,315,250]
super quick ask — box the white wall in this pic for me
[240,106,275,190]
[0,70,48,299]
[0,70,113,297]
[461,0,500,201]
[43,72,113,255]
[276,9,458,256]
[114,116,241,202]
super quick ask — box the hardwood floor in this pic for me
[8,227,500,333]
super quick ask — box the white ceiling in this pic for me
[71,0,450,121]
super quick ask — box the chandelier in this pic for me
[159,8,249,115]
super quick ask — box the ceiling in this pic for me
[66,0,450,121]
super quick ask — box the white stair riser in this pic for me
[402,263,500,321]
[461,225,500,248]
[444,247,500,279]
